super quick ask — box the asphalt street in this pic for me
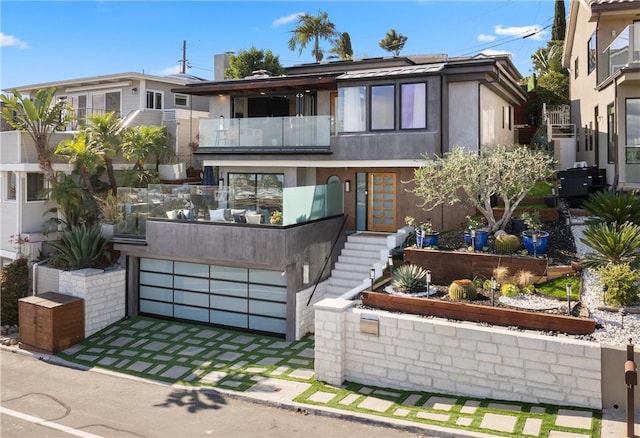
[0,350,422,438]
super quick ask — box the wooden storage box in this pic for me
[19,292,84,354]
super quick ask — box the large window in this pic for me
[228,172,284,212]
[146,90,163,110]
[587,32,597,75]
[337,86,366,132]
[400,83,426,129]
[26,173,46,201]
[371,85,395,130]
[626,98,640,164]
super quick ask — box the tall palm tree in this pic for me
[0,87,71,183]
[328,32,354,61]
[83,112,123,193]
[288,11,336,62]
[120,125,169,171]
[379,29,408,57]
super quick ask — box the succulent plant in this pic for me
[448,279,477,301]
[494,234,521,253]
[501,283,520,297]
[391,264,427,294]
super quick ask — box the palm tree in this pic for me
[54,131,105,192]
[379,29,408,57]
[0,87,72,182]
[42,173,97,232]
[288,11,336,62]
[83,112,123,193]
[328,32,354,61]
[120,125,169,171]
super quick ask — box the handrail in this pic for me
[306,214,348,306]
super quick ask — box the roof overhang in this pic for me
[172,73,340,96]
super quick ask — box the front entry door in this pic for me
[368,173,396,232]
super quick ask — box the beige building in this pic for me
[562,0,640,189]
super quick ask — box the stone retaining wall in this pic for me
[314,298,602,409]
[59,268,126,337]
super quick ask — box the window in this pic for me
[146,90,163,110]
[607,103,615,164]
[400,83,426,129]
[370,85,395,130]
[337,86,366,132]
[174,94,188,107]
[574,57,579,79]
[228,172,284,212]
[587,32,597,75]
[26,173,46,201]
[5,172,16,200]
[626,98,640,146]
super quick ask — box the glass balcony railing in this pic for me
[114,182,344,238]
[199,115,331,148]
[606,23,640,77]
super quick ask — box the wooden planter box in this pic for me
[362,290,595,335]
[403,247,549,284]
[19,292,84,354]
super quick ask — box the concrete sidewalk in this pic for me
[4,316,637,438]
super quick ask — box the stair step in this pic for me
[338,254,380,265]
[329,277,363,288]
[331,269,369,280]
[334,261,375,273]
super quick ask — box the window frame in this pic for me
[607,103,615,164]
[399,82,427,130]
[174,93,189,107]
[4,171,17,201]
[26,172,47,202]
[146,90,163,110]
[587,31,597,75]
[370,84,396,131]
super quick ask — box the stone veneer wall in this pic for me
[35,264,60,294]
[314,298,602,409]
[295,281,329,340]
[59,268,126,337]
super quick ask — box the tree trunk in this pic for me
[105,157,117,193]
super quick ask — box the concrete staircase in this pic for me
[325,232,390,298]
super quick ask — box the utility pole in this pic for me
[179,40,188,74]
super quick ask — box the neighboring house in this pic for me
[0,72,209,265]
[111,53,527,340]
[562,0,640,189]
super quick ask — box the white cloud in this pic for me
[0,32,29,49]
[160,65,181,76]
[477,34,496,42]
[480,49,512,57]
[494,24,546,41]
[272,12,304,28]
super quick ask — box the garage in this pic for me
[138,258,287,335]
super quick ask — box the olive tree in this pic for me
[407,144,555,233]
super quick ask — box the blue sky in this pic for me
[1,1,567,89]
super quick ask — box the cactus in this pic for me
[448,279,477,301]
[501,283,520,297]
[494,234,520,253]
[391,264,427,294]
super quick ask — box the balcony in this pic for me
[198,115,331,150]
[605,22,640,77]
[112,182,344,239]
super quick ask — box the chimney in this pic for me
[214,53,232,81]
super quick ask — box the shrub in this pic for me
[597,263,640,307]
[448,279,477,301]
[514,270,536,288]
[501,283,520,297]
[493,266,511,285]
[580,221,640,268]
[48,224,112,270]
[391,264,427,294]
[582,190,640,227]
[0,258,30,326]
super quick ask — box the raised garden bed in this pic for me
[403,247,549,284]
[362,288,595,335]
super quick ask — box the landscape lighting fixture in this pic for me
[370,267,375,290]
[566,283,572,315]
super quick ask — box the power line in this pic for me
[453,22,553,57]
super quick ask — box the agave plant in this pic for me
[391,264,427,294]
[580,221,640,268]
[581,190,640,227]
[47,223,112,270]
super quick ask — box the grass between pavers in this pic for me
[57,316,315,391]
[293,381,602,438]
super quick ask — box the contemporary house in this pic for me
[111,53,528,340]
[562,0,640,189]
[0,72,209,266]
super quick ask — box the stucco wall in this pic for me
[315,298,602,409]
[449,82,479,150]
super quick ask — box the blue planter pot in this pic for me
[464,230,489,251]
[521,231,549,255]
[416,231,439,248]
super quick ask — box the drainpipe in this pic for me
[32,260,47,296]
[613,76,619,190]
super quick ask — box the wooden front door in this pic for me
[368,173,396,232]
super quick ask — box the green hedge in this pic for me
[1,258,30,326]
